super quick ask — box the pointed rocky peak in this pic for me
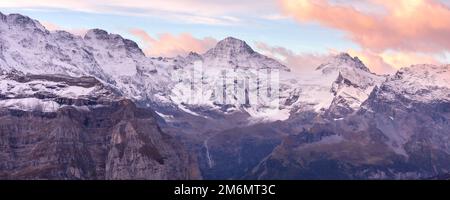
[317,52,370,73]
[335,52,353,60]
[187,51,201,58]
[201,37,290,71]
[204,37,255,57]
[334,53,370,72]
[185,51,203,61]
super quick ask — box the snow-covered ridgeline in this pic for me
[0,12,449,122]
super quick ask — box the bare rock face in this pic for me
[0,73,201,180]
[0,100,200,180]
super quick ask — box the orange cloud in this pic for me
[279,0,450,53]
[348,49,441,74]
[347,49,395,74]
[130,29,217,57]
[379,51,441,69]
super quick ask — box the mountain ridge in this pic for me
[1,11,449,180]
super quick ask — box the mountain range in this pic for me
[0,12,449,179]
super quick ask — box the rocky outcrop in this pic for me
[0,73,200,180]
[0,99,201,180]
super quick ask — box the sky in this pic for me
[1,0,450,74]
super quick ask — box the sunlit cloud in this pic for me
[279,0,450,71]
[379,51,441,69]
[130,29,217,57]
[347,49,395,75]
[279,0,450,53]
[348,49,441,74]
[3,0,447,71]
[256,41,439,75]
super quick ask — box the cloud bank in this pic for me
[280,0,450,53]
[130,29,217,57]
[279,0,450,73]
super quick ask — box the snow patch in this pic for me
[0,98,60,112]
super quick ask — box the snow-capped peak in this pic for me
[205,37,254,57]
[394,64,449,88]
[377,64,450,103]
[1,12,447,125]
[201,37,290,71]
[317,53,370,73]
[280,52,385,118]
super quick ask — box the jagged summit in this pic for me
[204,37,255,56]
[317,52,370,73]
[393,64,450,89]
[201,36,290,71]
[84,28,129,43]
[335,53,369,71]
[377,64,450,102]
[185,51,203,61]
[84,28,144,56]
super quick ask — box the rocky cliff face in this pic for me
[0,73,200,180]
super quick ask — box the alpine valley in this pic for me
[0,12,449,180]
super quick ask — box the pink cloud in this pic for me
[255,42,332,73]
[378,51,441,69]
[130,29,217,57]
[347,49,398,74]
[348,49,441,74]
[41,21,87,36]
[279,0,450,53]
